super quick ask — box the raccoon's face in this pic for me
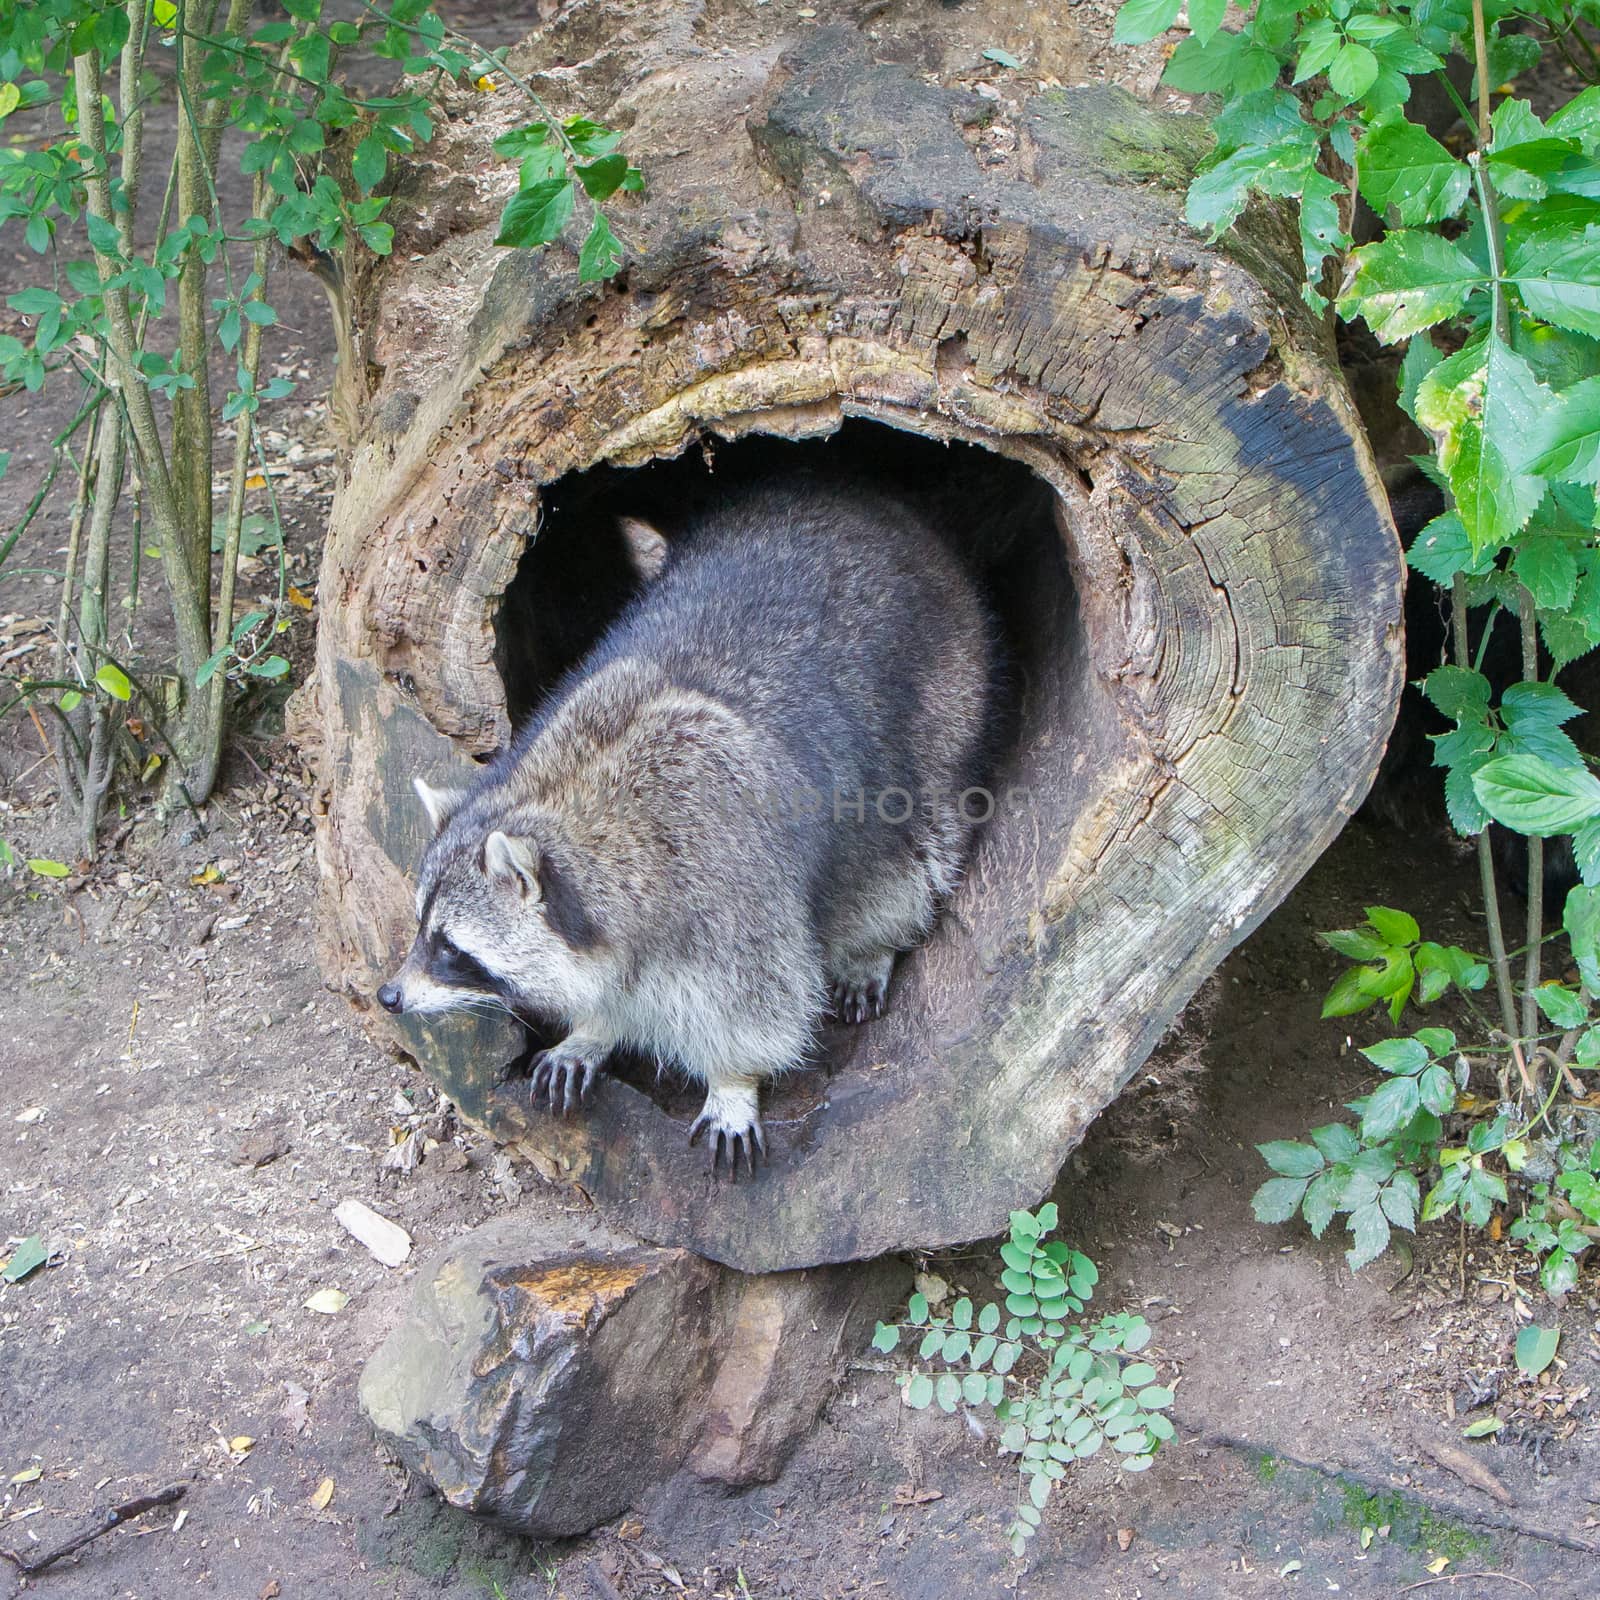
[376,779,608,1025]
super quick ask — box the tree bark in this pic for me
[301,8,1403,1273]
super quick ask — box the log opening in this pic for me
[488,419,1089,1127]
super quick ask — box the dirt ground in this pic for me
[4,3,1600,1598]
[7,724,1600,1600]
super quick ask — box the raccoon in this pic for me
[377,475,1002,1173]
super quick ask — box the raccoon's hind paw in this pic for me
[688,1082,767,1179]
[529,1042,606,1117]
[830,970,890,1026]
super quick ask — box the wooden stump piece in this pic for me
[305,14,1401,1272]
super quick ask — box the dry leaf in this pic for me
[260,1582,280,1599]
[14,1107,43,1124]
[1116,1527,1135,1551]
[9,1465,42,1485]
[891,1483,943,1507]
[303,1288,349,1315]
[1426,1556,1450,1575]
[1426,1440,1515,1504]
[913,1271,950,1309]
[229,1435,255,1454]
[287,585,314,610]
[334,1199,412,1268]
[172,1507,188,1533]
[245,472,267,490]
[310,1477,334,1511]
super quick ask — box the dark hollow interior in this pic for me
[491,420,1086,1121]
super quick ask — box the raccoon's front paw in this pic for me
[688,1080,766,1178]
[529,1039,607,1117]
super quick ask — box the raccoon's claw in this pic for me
[830,975,888,1026]
[688,1110,767,1180]
[528,1048,601,1117]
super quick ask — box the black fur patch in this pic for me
[539,848,603,950]
[425,928,500,993]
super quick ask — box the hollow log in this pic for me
[304,6,1402,1274]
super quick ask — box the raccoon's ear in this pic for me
[414,776,470,833]
[619,516,669,583]
[482,830,543,900]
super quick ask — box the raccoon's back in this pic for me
[597,482,999,800]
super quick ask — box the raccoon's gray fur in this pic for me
[378,476,1001,1172]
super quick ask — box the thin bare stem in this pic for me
[1517,586,1544,1060]
[1454,574,1521,1050]
[72,51,209,683]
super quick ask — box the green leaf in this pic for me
[248,656,291,680]
[576,154,628,201]
[871,1322,899,1353]
[1360,1037,1428,1075]
[94,663,132,701]
[1345,1198,1392,1270]
[1520,375,1600,487]
[1358,116,1470,225]
[578,213,624,282]
[26,859,70,879]
[1252,1176,1310,1223]
[1360,1074,1421,1142]
[1186,140,1314,241]
[935,1374,961,1413]
[1,1235,46,1283]
[1534,983,1588,1029]
[907,1292,929,1325]
[494,122,554,158]
[494,178,575,249]
[1565,884,1600,986]
[1328,43,1379,101]
[1510,227,1600,340]
[563,116,624,159]
[1258,1140,1324,1178]
[353,134,387,194]
[1462,1415,1504,1438]
[978,1301,1001,1334]
[1473,754,1600,835]
[904,1373,933,1409]
[1416,336,1554,553]
[1365,906,1419,946]
[919,1327,947,1360]
[951,1296,973,1330]
[1186,0,1227,44]
[1515,1324,1559,1377]
[1337,231,1485,342]
[1310,1122,1361,1164]
[1111,0,1183,45]
[1421,665,1492,724]
[1322,928,1388,960]
[1322,966,1378,1017]
[1514,536,1579,611]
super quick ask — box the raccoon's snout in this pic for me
[376,981,403,1014]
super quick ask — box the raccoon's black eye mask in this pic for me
[427,928,499,992]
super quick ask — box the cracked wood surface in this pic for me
[302,4,1403,1271]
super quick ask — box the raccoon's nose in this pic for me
[376,982,403,1014]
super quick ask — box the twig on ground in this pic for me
[1398,1576,1535,1594]
[0,1483,186,1576]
